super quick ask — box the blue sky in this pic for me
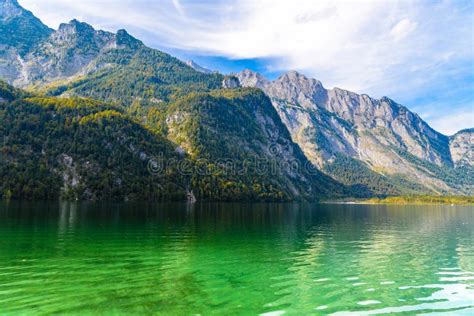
[20,0,473,135]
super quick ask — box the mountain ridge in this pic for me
[237,69,472,195]
[0,1,472,200]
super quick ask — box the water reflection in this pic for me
[0,202,472,315]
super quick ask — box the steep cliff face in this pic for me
[450,129,474,167]
[237,70,471,194]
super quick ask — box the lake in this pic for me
[0,202,473,315]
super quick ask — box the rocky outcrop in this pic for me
[450,129,474,167]
[222,75,241,89]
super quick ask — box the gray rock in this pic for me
[222,75,241,89]
[450,129,474,167]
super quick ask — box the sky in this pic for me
[19,0,474,135]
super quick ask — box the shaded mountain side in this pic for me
[323,154,428,197]
[146,88,348,200]
[0,82,348,201]
[0,92,190,200]
[0,79,29,101]
[237,70,473,195]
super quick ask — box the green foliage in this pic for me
[324,154,429,197]
[0,94,189,201]
[46,47,223,107]
[366,195,474,205]
[0,82,346,202]
[394,148,474,193]
[0,80,29,101]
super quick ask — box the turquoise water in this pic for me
[0,202,473,315]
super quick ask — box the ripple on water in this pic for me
[332,283,474,315]
[357,300,381,306]
[0,202,473,315]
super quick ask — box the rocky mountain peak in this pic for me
[222,75,241,89]
[57,19,95,35]
[51,20,120,51]
[237,69,269,88]
[277,71,325,94]
[268,70,327,108]
[115,29,143,49]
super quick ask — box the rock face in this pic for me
[450,129,474,167]
[237,70,472,194]
[222,75,241,89]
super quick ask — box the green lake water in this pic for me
[0,202,473,315]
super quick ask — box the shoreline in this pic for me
[325,196,474,206]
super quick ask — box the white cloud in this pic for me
[171,0,184,16]
[427,108,474,136]
[390,18,417,41]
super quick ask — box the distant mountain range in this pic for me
[0,0,472,200]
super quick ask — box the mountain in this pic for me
[0,82,191,200]
[237,70,473,195]
[149,88,347,200]
[0,2,349,201]
[1,11,223,106]
[0,1,471,201]
[40,34,223,106]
